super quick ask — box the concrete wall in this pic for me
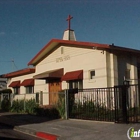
[35,45,107,89]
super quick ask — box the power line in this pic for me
[0,59,18,71]
[11,59,18,70]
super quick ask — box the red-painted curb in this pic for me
[36,132,58,140]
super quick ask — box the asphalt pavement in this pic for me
[0,111,140,140]
[0,123,42,140]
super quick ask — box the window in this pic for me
[90,70,95,79]
[13,87,20,94]
[25,86,34,94]
[68,80,83,89]
[69,81,78,89]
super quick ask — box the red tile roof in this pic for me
[20,79,34,86]
[3,68,35,78]
[9,81,20,87]
[61,70,83,81]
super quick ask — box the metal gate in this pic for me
[114,84,140,123]
[68,85,140,123]
[68,87,115,122]
[0,93,11,102]
[0,93,12,108]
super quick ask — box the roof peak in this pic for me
[63,29,76,41]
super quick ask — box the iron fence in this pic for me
[68,84,140,123]
[1,84,140,123]
[115,84,140,123]
[68,87,116,122]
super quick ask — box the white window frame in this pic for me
[68,80,83,89]
[25,86,34,94]
[89,70,95,79]
[13,87,20,94]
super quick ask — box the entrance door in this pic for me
[49,81,61,105]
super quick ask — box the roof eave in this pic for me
[28,39,110,66]
[109,45,140,55]
[3,68,35,78]
[28,39,60,66]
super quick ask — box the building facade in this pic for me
[3,28,140,105]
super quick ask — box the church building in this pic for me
[3,15,140,105]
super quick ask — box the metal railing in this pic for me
[68,88,115,122]
[68,85,140,123]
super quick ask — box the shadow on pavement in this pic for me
[0,111,60,127]
[0,136,26,140]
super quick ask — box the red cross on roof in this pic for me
[66,15,73,30]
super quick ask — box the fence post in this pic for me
[0,94,1,103]
[1,93,3,102]
[65,90,69,119]
[10,93,14,107]
[114,85,128,123]
[24,94,26,111]
[122,85,128,123]
[114,86,118,123]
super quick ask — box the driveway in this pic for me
[17,119,140,140]
[0,112,139,140]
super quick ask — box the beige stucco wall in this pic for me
[117,54,138,85]
[130,57,138,85]
[7,73,35,94]
[7,73,49,105]
[6,46,140,106]
[106,52,118,87]
[7,48,139,92]
[35,45,108,90]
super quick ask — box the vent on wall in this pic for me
[61,47,64,54]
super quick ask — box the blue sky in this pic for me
[0,0,140,74]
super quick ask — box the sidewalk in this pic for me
[0,111,140,140]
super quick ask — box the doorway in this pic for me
[49,80,61,105]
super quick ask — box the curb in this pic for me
[36,132,59,140]
[14,126,36,136]
[0,115,60,140]
[14,126,59,140]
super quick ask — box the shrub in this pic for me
[83,100,95,112]
[56,93,65,118]
[1,98,11,111]
[34,107,60,119]
[10,99,39,114]
[25,99,39,114]
[10,98,60,119]
[10,99,24,113]
[34,107,45,116]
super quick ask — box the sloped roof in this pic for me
[28,39,140,66]
[28,39,110,66]
[3,68,35,78]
